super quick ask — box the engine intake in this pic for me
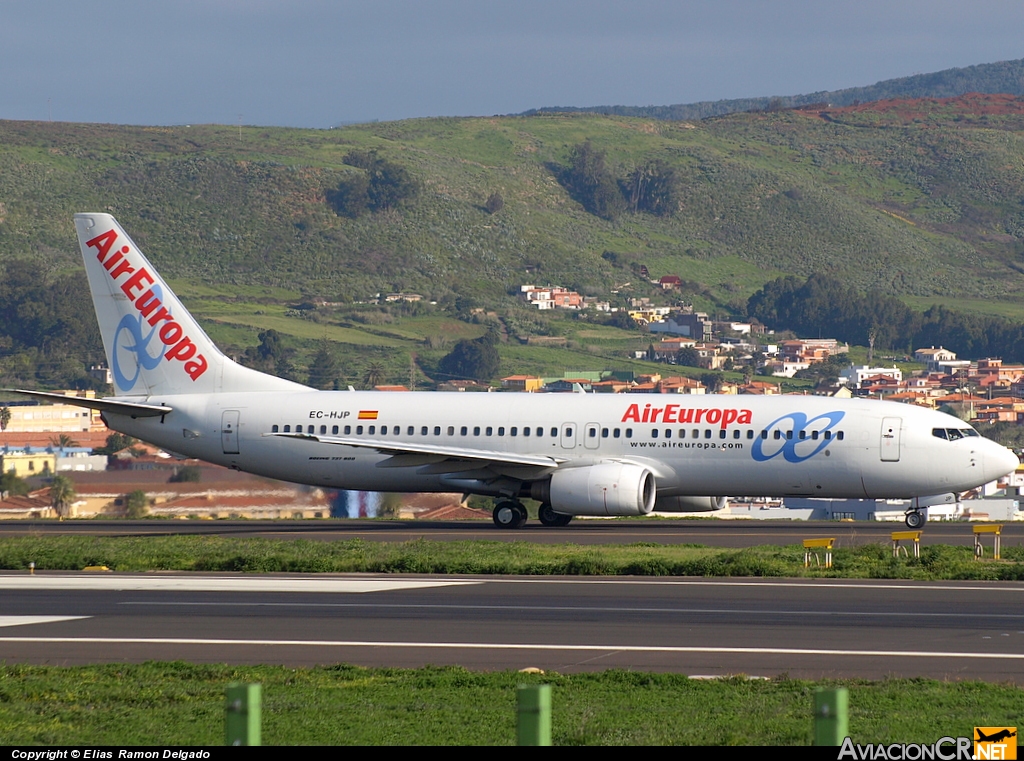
[532,462,656,516]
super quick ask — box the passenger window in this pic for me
[523,427,530,437]
[786,431,793,440]
[704,429,712,439]
[408,426,414,435]
[356,426,363,434]
[811,430,818,440]
[486,427,492,436]
[651,429,658,438]
[272,425,279,433]
[626,428,633,438]
[447,426,454,436]
[824,431,831,440]
[665,429,671,439]
[344,425,351,434]
[511,427,518,436]
[473,426,480,436]
[733,430,740,439]
[434,426,441,435]
[368,426,375,435]
[537,427,544,437]
[590,427,598,438]
[460,426,467,436]
[498,427,505,436]
[332,425,339,435]
[601,428,608,438]
[692,429,699,439]
[320,425,326,434]
[719,430,726,439]
[550,427,557,437]
[283,425,290,433]
[613,428,620,438]
[565,428,572,437]
[746,430,753,440]
[799,431,806,440]
[380,426,387,435]
[837,431,844,441]
[679,429,686,439]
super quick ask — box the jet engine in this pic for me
[654,496,728,512]
[531,462,656,516]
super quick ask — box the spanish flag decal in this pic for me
[358,410,379,420]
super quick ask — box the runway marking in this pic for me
[117,601,1024,619]
[0,616,89,628]
[0,637,1022,660]
[0,577,480,593]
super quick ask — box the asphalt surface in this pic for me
[1,518,1022,547]
[1,573,1023,680]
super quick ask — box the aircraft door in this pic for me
[880,417,901,462]
[222,410,240,455]
[584,422,600,450]
[561,423,577,449]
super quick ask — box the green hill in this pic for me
[2,94,1024,386]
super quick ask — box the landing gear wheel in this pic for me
[538,503,573,527]
[905,510,925,529]
[493,501,527,529]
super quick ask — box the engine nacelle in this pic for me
[655,496,728,513]
[533,463,656,516]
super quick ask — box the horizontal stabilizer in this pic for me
[1,389,172,418]
[264,432,564,468]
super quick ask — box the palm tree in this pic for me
[0,406,10,432]
[362,361,387,389]
[49,475,76,519]
[49,433,79,450]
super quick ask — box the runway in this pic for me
[2,573,1023,681]
[2,518,1022,547]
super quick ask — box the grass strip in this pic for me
[0,663,1020,745]
[2,536,1024,579]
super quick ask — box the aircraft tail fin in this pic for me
[74,213,310,397]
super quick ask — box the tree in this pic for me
[93,432,137,456]
[124,489,149,518]
[677,347,701,367]
[362,361,388,389]
[0,406,10,432]
[437,337,500,382]
[484,192,504,214]
[49,474,76,519]
[562,141,625,220]
[307,343,339,390]
[49,433,79,450]
[169,465,201,483]
[625,159,680,216]
[0,471,30,497]
[327,150,419,217]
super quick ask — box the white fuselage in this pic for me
[104,390,1016,500]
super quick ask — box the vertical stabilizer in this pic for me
[75,213,310,397]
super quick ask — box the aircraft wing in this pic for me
[265,432,565,469]
[1,389,172,418]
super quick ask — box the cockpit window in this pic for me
[934,427,978,441]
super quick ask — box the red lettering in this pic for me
[158,321,183,345]
[678,408,694,423]
[664,404,678,423]
[694,409,706,424]
[136,288,162,318]
[642,404,651,423]
[650,407,663,423]
[102,250,124,272]
[706,409,722,425]
[85,230,118,262]
[165,337,196,362]
[621,404,641,423]
[121,268,154,300]
[721,409,738,429]
[146,305,173,326]
[184,354,208,381]
[738,410,752,425]
[109,257,135,279]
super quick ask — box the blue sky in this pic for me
[2,1,1023,127]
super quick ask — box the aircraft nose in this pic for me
[987,441,1019,480]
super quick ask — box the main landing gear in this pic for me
[905,509,926,529]
[538,502,572,527]
[492,501,573,528]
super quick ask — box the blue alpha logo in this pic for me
[112,284,166,391]
[750,411,845,463]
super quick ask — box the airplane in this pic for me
[6,213,1019,529]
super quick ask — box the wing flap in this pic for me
[264,432,563,468]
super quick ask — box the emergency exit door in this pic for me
[222,410,240,454]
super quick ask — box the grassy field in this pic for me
[3,535,1024,580]
[0,663,1020,745]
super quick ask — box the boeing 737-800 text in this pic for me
[7,214,1018,529]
